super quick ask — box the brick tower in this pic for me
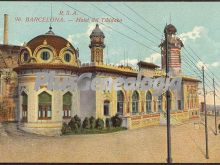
[160,24,184,76]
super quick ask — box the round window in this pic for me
[64,53,71,62]
[41,51,50,61]
[23,52,29,62]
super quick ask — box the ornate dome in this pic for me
[90,24,105,38]
[164,24,177,34]
[18,27,79,67]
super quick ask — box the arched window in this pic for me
[188,93,190,109]
[146,91,152,113]
[38,91,52,120]
[189,92,193,109]
[41,51,50,60]
[104,100,110,116]
[178,100,182,110]
[193,92,197,108]
[23,52,29,62]
[167,91,172,111]
[117,91,124,115]
[195,93,198,108]
[157,95,162,112]
[63,92,72,118]
[165,91,172,111]
[132,91,139,114]
[21,92,28,122]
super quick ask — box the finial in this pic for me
[43,40,47,45]
[45,25,55,35]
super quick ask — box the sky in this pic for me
[0,1,220,104]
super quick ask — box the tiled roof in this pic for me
[137,61,160,69]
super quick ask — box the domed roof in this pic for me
[27,27,75,54]
[164,24,177,34]
[17,27,80,68]
[90,24,105,38]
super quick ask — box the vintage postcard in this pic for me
[0,1,219,163]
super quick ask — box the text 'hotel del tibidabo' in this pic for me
[0,15,200,135]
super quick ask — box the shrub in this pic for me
[218,124,220,130]
[89,116,96,129]
[68,115,81,131]
[68,118,78,131]
[111,114,122,127]
[61,122,71,134]
[95,118,104,130]
[82,117,90,129]
[105,118,112,128]
[73,115,81,128]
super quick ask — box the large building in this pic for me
[0,14,23,122]
[0,15,201,135]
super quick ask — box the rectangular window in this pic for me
[48,110,51,117]
[22,104,27,120]
[63,105,71,118]
[38,105,52,120]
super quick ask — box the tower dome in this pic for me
[164,24,177,34]
[89,24,105,64]
[90,24,105,38]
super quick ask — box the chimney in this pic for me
[3,14,8,45]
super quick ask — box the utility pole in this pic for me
[202,66,209,159]
[213,77,217,135]
[165,25,172,163]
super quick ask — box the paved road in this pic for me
[0,116,219,163]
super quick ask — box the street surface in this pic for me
[0,116,219,163]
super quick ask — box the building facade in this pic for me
[0,14,200,135]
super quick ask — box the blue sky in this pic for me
[0,2,220,103]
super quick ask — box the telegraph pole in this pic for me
[213,77,217,135]
[202,66,209,159]
[165,25,172,163]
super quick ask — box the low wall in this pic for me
[123,110,194,129]
[170,111,189,121]
[123,113,161,129]
[19,121,62,136]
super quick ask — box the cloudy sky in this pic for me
[0,1,220,104]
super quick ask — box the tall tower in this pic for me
[89,24,105,64]
[160,24,183,76]
[4,14,9,45]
